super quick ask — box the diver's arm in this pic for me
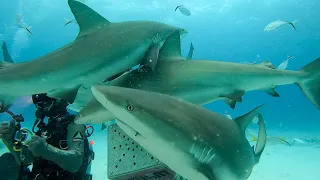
[41,123,85,173]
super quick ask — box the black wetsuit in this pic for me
[26,114,93,180]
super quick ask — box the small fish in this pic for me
[174,5,191,16]
[64,18,78,26]
[292,138,305,144]
[16,13,32,35]
[277,55,294,70]
[264,20,297,32]
[248,131,291,146]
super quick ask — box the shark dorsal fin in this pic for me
[158,30,183,61]
[68,0,111,37]
[234,105,264,132]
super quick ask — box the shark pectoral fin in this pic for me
[253,113,267,163]
[47,84,82,104]
[256,61,276,69]
[223,90,245,109]
[263,87,280,97]
[0,94,17,113]
[115,119,142,138]
[234,105,264,132]
[223,98,237,109]
[186,43,194,60]
[68,0,111,37]
[2,41,14,63]
[158,30,182,61]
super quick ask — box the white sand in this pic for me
[1,129,319,180]
[249,144,320,180]
[90,129,320,180]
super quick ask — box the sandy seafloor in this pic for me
[1,129,320,180]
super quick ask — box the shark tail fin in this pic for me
[297,57,320,109]
[234,104,264,132]
[253,113,267,164]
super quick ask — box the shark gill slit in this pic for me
[190,141,216,164]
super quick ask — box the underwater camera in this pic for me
[13,127,33,151]
[7,113,33,152]
[13,129,29,150]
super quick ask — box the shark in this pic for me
[74,56,320,126]
[0,42,17,112]
[91,85,267,180]
[0,0,187,105]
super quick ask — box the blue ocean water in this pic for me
[0,1,319,179]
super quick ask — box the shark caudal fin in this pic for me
[297,57,320,109]
[253,113,267,164]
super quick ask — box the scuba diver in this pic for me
[0,93,94,180]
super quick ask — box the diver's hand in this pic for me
[0,119,15,142]
[26,135,48,157]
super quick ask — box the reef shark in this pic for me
[74,57,320,126]
[0,0,187,105]
[91,85,267,180]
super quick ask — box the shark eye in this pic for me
[126,104,134,112]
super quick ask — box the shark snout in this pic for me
[91,85,127,109]
[91,85,113,104]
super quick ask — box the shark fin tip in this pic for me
[68,0,111,37]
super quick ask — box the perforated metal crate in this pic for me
[107,124,186,180]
